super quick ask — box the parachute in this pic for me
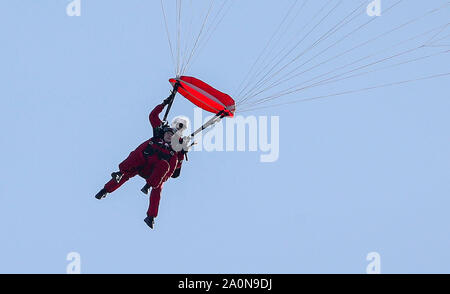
[163,76,234,139]
[169,76,235,117]
[157,0,237,138]
[159,0,450,126]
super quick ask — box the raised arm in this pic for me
[149,103,165,129]
[149,94,175,128]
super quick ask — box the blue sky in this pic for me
[1,0,449,273]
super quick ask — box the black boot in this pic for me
[141,184,150,195]
[95,188,108,200]
[144,216,155,229]
[111,172,123,183]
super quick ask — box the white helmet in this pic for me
[171,116,189,133]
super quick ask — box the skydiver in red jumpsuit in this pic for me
[94,98,187,229]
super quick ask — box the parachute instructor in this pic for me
[94,97,189,229]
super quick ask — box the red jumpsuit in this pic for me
[147,151,184,217]
[102,104,184,217]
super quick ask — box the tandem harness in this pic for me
[143,138,175,162]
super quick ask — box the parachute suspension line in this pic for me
[242,48,450,110]
[176,0,182,76]
[253,3,447,101]
[237,72,450,114]
[181,0,215,76]
[237,2,449,109]
[237,0,345,104]
[160,0,233,78]
[188,0,233,69]
[240,0,369,103]
[241,0,450,109]
[236,0,332,101]
[246,37,449,106]
[177,0,231,77]
[251,0,310,85]
[240,0,422,104]
[248,24,450,107]
[426,44,450,48]
[234,0,304,98]
[238,0,382,105]
[425,23,450,46]
[160,0,177,75]
[234,1,450,113]
[242,0,375,101]
[310,48,450,89]
[247,47,449,108]
[236,0,335,102]
[159,1,448,115]
[181,0,215,75]
[251,52,430,106]
[428,32,450,46]
[248,0,337,95]
[180,0,195,77]
[242,0,315,97]
[237,0,346,103]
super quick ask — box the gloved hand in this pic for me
[162,96,172,106]
[181,137,196,154]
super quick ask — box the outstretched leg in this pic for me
[140,156,170,229]
[143,185,163,229]
[95,140,149,199]
[147,184,163,218]
[104,172,135,193]
[95,170,138,200]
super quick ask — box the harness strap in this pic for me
[143,139,175,161]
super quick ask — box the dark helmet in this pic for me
[161,126,176,135]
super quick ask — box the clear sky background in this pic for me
[1,0,449,273]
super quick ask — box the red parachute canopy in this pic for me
[169,76,235,117]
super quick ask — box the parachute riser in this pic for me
[190,110,228,138]
[163,82,181,122]
[181,110,229,162]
